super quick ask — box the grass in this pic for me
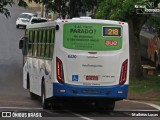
[129,75,160,93]
[128,73,160,101]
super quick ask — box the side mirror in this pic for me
[19,37,28,55]
[19,39,23,49]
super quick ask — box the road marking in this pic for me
[124,100,160,110]
[0,107,42,110]
[64,110,94,120]
[116,109,159,111]
[72,113,94,120]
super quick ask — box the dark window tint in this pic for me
[26,28,55,59]
[32,31,37,57]
[19,13,37,19]
[31,18,47,24]
[50,29,55,58]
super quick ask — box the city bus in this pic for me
[19,17,129,110]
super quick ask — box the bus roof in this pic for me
[26,18,127,29]
[26,21,56,29]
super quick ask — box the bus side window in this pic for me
[41,29,46,58]
[28,30,33,56]
[36,31,40,57]
[31,31,35,56]
[23,30,29,55]
[32,30,37,57]
[50,29,55,58]
[45,29,50,58]
[38,30,43,57]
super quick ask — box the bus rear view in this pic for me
[54,18,129,110]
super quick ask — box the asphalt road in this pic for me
[0,1,160,119]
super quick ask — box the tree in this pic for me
[96,0,159,78]
[0,0,47,17]
[146,15,160,36]
[0,0,14,17]
[44,0,69,19]
[45,0,96,18]
[0,0,98,19]
[28,0,99,18]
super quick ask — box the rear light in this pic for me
[119,22,125,24]
[56,57,64,84]
[61,20,68,22]
[119,59,128,85]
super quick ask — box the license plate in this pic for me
[81,90,101,94]
[86,75,99,80]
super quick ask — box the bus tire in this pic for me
[95,101,106,111]
[95,101,115,111]
[41,80,49,109]
[30,92,37,100]
[106,101,115,111]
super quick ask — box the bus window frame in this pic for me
[26,27,55,60]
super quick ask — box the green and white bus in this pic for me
[19,17,129,110]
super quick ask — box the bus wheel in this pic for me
[41,81,49,109]
[106,101,115,111]
[95,101,115,111]
[30,92,37,100]
[95,101,106,111]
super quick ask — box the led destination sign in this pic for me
[103,27,121,36]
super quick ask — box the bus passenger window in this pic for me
[45,30,50,58]
[32,31,37,57]
[49,29,55,58]
[41,30,46,57]
[27,30,33,56]
[38,30,43,57]
[36,31,40,57]
[28,44,33,56]
[28,31,32,43]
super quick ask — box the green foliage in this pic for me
[81,0,98,12]
[0,0,14,17]
[146,16,160,35]
[110,0,136,20]
[96,0,141,20]
[18,0,28,8]
[44,0,99,18]
[95,0,109,19]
